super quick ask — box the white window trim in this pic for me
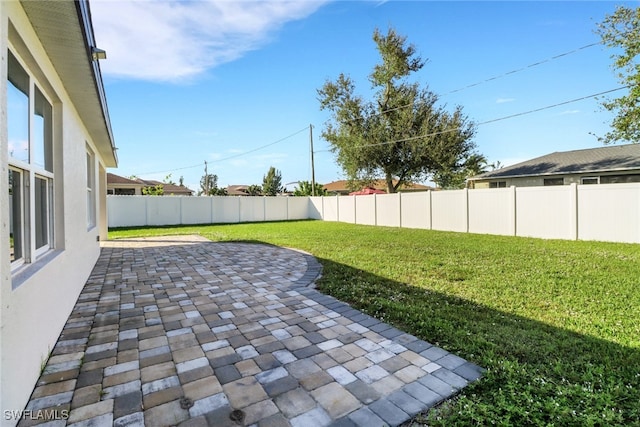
[7,47,56,272]
[581,176,600,185]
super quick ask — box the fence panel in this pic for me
[399,192,430,229]
[181,197,213,224]
[468,188,514,236]
[308,197,323,220]
[376,193,401,227]
[265,197,288,221]
[578,183,640,243]
[288,198,311,220]
[431,190,467,232]
[212,197,239,223]
[516,185,576,240]
[239,197,265,223]
[108,196,147,227]
[355,196,376,225]
[337,196,356,223]
[147,196,181,226]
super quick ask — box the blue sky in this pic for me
[91,0,635,192]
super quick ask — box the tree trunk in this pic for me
[385,173,395,193]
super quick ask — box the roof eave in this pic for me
[21,0,117,167]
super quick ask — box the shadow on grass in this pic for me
[313,257,640,425]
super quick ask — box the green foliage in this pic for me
[262,166,283,196]
[293,181,328,196]
[210,187,228,196]
[200,173,224,196]
[246,185,263,196]
[318,27,480,192]
[163,173,176,185]
[110,221,640,425]
[142,184,163,196]
[596,6,640,144]
[434,153,490,189]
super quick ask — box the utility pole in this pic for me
[310,124,316,197]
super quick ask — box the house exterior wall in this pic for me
[107,182,142,195]
[1,2,109,420]
[473,171,640,188]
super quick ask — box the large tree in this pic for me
[200,173,226,196]
[596,6,640,144]
[318,28,478,192]
[293,181,328,196]
[262,166,283,196]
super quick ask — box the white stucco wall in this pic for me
[1,3,108,419]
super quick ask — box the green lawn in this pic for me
[110,220,640,425]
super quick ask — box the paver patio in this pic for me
[20,235,483,427]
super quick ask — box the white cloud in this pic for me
[559,109,580,115]
[496,97,515,104]
[91,0,329,82]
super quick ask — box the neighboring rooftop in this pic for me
[470,144,640,180]
[324,180,433,194]
[107,173,194,195]
[107,173,140,185]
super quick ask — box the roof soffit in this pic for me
[20,0,117,167]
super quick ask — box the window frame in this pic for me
[7,47,55,271]
[581,176,600,185]
[543,177,564,186]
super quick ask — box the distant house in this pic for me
[107,172,143,195]
[1,0,117,415]
[138,179,194,196]
[324,179,434,195]
[468,144,640,189]
[227,185,250,196]
[107,172,194,195]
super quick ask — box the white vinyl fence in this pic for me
[108,182,640,244]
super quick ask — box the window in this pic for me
[543,178,564,186]
[7,49,55,269]
[489,181,507,188]
[600,174,640,184]
[86,147,96,229]
[9,169,23,264]
[581,177,599,185]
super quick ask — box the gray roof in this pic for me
[470,144,640,180]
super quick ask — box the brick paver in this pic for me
[19,235,483,426]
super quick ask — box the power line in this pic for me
[136,126,308,177]
[208,126,308,163]
[135,162,203,177]
[478,86,627,125]
[314,86,628,153]
[445,41,602,95]
[351,41,603,117]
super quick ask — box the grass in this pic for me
[110,220,640,425]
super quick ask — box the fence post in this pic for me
[398,193,403,228]
[571,183,578,240]
[465,187,470,233]
[510,186,517,236]
[145,196,149,226]
[374,194,378,226]
[428,190,433,230]
[210,196,214,224]
[178,196,184,225]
